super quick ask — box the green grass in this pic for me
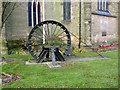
[2,54,33,59]
[2,50,118,88]
[2,51,103,59]
[72,51,101,57]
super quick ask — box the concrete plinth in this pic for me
[25,61,62,68]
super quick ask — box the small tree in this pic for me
[0,2,16,30]
[0,2,20,56]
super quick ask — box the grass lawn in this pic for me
[1,50,118,88]
[2,54,33,59]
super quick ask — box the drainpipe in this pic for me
[43,0,45,44]
[36,0,38,24]
[78,0,81,48]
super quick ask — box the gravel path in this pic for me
[65,56,109,62]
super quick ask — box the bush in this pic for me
[7,39,28,55]
[72,45,90,53]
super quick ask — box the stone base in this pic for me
[0,79,2,85]
[47,64,62,68]
[25,61,62,68]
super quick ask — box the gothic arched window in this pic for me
[98,0,109,11]
[63,0,71,22]
[97,0,111,16]
[28,0,41,27]
[28,2,32,26]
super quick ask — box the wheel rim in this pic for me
[28,20,71,61]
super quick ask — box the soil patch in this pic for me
[1,73,21,85]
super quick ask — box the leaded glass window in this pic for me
[63,0,71,22]
[28,0,41,27]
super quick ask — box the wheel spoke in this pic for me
[31,34,43,39]
[37,26,46,38]
[55,27,62,36]
[47,23,49,35]
[56,31,65,38]
[52,24,58,35]
[33,29,42,36]
[50,23,54,38]
[58,35,67,40]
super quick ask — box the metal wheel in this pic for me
[28,20,71,62]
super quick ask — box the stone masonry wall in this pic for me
[84,2,91,45]
[45,2,79,45]
[91,15,118,43]
[91,2,118,44]
[91,2,118,16]
[4,2,119,46]
[5,2,28,41]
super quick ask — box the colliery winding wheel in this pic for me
[28,20,72,65]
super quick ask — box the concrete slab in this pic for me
[25,61,61,65]
[47,64,62,68]
[65,56,109,62]
[0,79,2,85]
[25,61,62,68]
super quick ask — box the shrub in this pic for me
[7,39,28,55]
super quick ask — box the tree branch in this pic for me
[2,2,11,23]
[2,3,16,28]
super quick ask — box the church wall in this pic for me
[84,2,92,44]
[91,2,118,44]
[91,15,118,43]
[4,1,119,47]
[45,2,79,45]
[5,2,28,41]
